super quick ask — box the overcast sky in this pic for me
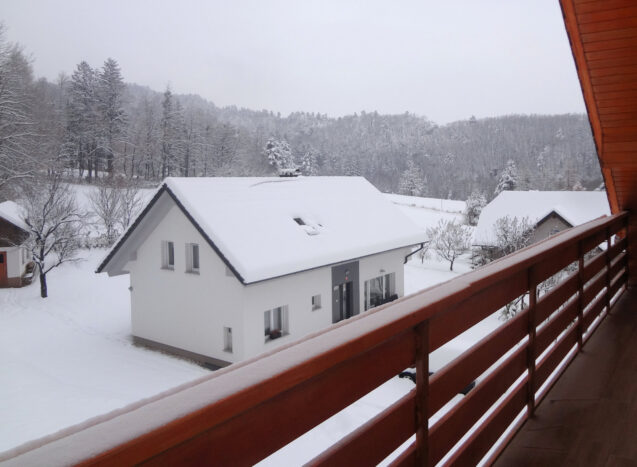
[2,0,585,124]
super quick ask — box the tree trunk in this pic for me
[449,259,454,271]
[39,271,48,298]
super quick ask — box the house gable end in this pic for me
[97,185,246,284]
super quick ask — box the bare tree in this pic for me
[21,176,84,298]
[428,219,471,271]
[493,216,534,256]
[116,179,142,232]
[0,25,39,194]
[89,180,121,244]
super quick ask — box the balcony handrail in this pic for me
[1,212,629,467]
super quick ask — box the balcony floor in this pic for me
[495,287,637,466]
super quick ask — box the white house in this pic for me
[98,177,424,367]
[473,191,611,247]
[0,201,32,288]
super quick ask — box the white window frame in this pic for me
[311,294,321,311]
[364,272,396,311]
[161,240,175,270]
[186,243,200,273]
[264,305,289,342]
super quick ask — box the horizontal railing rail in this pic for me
[2,213,629,467]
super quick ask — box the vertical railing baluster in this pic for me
[577,241,585,347]
[527,267,537,416]
[415,321,429,467]
[606,227,612,315]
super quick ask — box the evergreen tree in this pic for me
[264,138,293,172]
[465,190,487,226]
[67,61,100,180]
[494,159,518,196]
[97,58,126,176]
[398,161,425,196]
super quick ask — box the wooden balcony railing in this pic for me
[4,213,629,467]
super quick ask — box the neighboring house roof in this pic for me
[473,191,610,246]
[0,201,29,247]
[98,177,425,284]
[0,201,29,232]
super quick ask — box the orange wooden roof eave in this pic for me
[559,0,620,214]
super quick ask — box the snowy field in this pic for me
[0,190,502,463]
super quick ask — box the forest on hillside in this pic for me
[0,27,602,203]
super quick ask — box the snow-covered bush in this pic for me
[427,219,471,271]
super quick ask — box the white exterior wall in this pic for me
[125,203,412,363]
[242,266,332,358]
[240,247,410,359]
[5,246,26,278]
[126,204,246,364]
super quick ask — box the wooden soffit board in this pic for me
[560,0,637,215]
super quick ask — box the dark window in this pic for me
[293,217,305,225]
[167,242,174,266]
[192,244,199,270]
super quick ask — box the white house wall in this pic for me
[241,247,410,359]
[126,203,246,364]
[242,266,332,358]
[5,246,26,278]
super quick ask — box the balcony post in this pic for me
[527,267,537,416]
[415,321,429,467]
[577,241,585,347]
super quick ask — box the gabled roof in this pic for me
[98,177,424,284]
[0,201,29,232]
[473,191,610,246]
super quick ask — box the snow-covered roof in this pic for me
[473,191,610,246]
[100,177,424,284]
[0,201,28,232]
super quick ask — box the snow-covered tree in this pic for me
[493,215,534,257]
[427,219,471,271]
[97,58,126,176]
[494,159,518,196]
[20,176,85,298]
[572,180,585,191]
[264,138,294,173]
[67,61,101,180]
[465,190,487,226]
[300,149,319,176]
[0,25,38,194]
[398,161,426,196]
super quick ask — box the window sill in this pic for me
[223,348,233,353]
[161,266,174,271]
[265,332,289,343]
[186,270,200,275]
[312,306,321,311]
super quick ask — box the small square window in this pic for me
[161,241,174,269]
[311,294,321,311]
[186,243,200,273]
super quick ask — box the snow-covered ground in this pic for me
[385,193,466,232]
[0,190,502,462]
